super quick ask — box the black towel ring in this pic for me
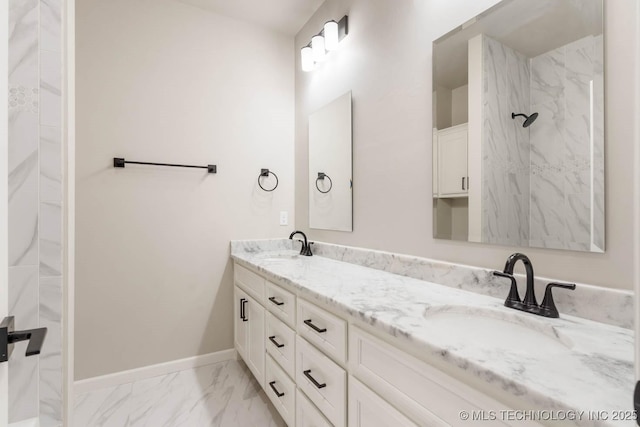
[316,172,332,194]
[258,169,278,192]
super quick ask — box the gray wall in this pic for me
[8,0,64,425]
[294,0,637,290]
[76,0,295,379]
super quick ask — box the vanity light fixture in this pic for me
[311,34,326,62]
[301,15,349,72]
[301,45,314,72]
[324,20,339,51]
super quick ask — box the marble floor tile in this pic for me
[74,359,286,427]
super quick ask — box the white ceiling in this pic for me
[434,0,603,89]
[175,0,325,36]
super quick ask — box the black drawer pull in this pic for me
[241,299,248,322]
[268,336,285,348]
[269,381,285,397]
[303,370,326,389]
[303,319,327,333]
[268,296,284,306]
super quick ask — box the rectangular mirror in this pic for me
[432,0,604,252]
[309,91,353,231]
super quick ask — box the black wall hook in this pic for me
[258,169,278,192]
[316,172,332,194]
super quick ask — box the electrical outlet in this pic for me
[279,211,288,226]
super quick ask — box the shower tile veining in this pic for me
[74,359,286,427]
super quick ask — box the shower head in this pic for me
[511,112,538,128]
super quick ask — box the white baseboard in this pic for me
[74,349,237,395]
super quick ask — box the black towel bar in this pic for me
[114,157,216,173]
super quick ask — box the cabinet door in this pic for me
[246,293,266,388]
[349,376,417,427]
[438,126,468,196]
[234,286,249,361]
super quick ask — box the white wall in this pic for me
[295,0,638,290]
[451,84,468,126]
[76,0,294,379]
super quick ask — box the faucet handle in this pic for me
[302,242,314,256]
[493,271,521,308]
[539,282,576,318]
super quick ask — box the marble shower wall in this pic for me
[481,35,530,247]
[481,34,604,252]
[529,35,604,251]
[8,0,63,425]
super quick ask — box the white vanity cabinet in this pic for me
[436,123,468,197]
[233,261,540,427]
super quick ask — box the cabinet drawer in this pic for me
[266,281,296,327]
[296,336,346,427]
[297,299,347,364]
[349,376,417,427]
[266,312,295,378]
[349,326,517,427]
[265,355,295,427]
[296,389,332,427]
[234,264,265,303]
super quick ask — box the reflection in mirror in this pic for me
[309,91,353,231]
[432,0,604,253]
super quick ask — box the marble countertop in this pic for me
[231,245,635,427]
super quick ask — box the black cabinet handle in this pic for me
[303,369,326,389]
[268,336,285,348]
[269,381,285,397]
[268,296,284,306]
[1,316,47,363]
[303,319,327,333]
[240,299,248,322]
[462,177,465,190]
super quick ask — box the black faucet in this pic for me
[493,253,575,318]
[289,231,313,256]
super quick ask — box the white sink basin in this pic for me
[423,305,573,355]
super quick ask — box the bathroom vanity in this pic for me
[231,239,634,427]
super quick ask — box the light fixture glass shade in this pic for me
[301,46,314,72]
[324,21,339,51]
[311,35,326,62]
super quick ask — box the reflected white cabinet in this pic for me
[436,123,468,197]
[234,286,265,388]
